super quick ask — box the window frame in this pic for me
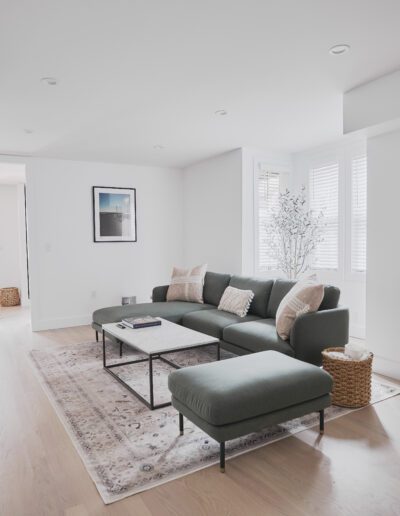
[344,144,367,281]
[304,142,366,283]
[253,161,290,277]
[309,160,340,272]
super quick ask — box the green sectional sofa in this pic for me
[92,271,349,366]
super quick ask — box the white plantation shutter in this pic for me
[351,155,367,272]
[309,162,339,270]
[258,169,280,270]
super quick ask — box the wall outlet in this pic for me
[91,290,97,299]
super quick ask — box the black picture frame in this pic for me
[92,186,137,243]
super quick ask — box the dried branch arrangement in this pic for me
[266,186,325,279]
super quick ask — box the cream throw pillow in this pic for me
[276,275,324,340]
[166,264,207,303]
[218,286,254,318]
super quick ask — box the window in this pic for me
[309,162,339,270]
[351,155,367,272]
[257,169,280,271]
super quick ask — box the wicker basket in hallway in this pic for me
[0,287,21,307]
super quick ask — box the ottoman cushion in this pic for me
[168,351,332,426]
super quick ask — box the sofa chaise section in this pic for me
[92,301,215,333]
[91,272,232,336]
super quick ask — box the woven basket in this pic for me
[0,287,21,307]
[322,347,373,408]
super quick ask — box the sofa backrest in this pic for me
[229,275,274,318]
[266,279,341,318]
[203,272,231,306]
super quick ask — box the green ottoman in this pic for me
[168,350,333,472]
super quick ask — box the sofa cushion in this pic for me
[319,285,340,310]
[203,272,231,306]
[267,279,341,318]
[223,319,294,356]
[229,276,273,318]
[168,350,333,426]
[182,309,259,339]
[92,301,215,327]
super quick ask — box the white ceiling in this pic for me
[1,0,400,168]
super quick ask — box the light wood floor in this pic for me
[1,307,400,516]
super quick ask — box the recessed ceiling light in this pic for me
[153,144,164,150]
[24,129,33,134]
[40,77,58,86]
[214,109,228,116]
[329,44,350,55]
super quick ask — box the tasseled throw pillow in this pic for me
[218,286,255,318]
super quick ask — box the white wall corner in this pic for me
[344,70,400,135]
[372,354,400,381]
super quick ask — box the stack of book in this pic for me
[121,316,162,329]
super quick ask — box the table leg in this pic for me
[220,442,225,473]
[319,409,325,434]
[102,330,106,368]
[149,354,154,409]
[217,341,221,361]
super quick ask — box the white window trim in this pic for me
[253,161,290,278]
[304,142,366,283]
[309,161,340,272]
[344,143,367,281]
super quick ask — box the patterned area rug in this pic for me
[29,340,400,504]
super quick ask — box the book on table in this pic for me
[121,316,162,329]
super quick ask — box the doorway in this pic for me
[0,163,29,307]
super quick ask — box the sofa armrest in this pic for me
[290,307,349,366]
[152,285,169,302]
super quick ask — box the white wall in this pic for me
[183,149,243,274]
[367,129,400,379]
[25,158,183,330]
[344,70,400,134]
[0,185,21,291]
[292,138,367,338]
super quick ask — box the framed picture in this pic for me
[92,186,137,242]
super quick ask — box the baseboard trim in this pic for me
[349,324,366,339]
[32,315,92,331]
[372,354,400,381]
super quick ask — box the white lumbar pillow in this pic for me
[218,286,254,318]
[276,274,324,340]
[166,264,207,303]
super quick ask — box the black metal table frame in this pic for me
[102,329,220,410]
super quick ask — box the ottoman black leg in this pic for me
[179,413,184,436]
[220,442,225,473]
[95,331,99,342]
[319,409,325,434]
[119,341,123,357]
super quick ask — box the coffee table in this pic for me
[102,318,220,410]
